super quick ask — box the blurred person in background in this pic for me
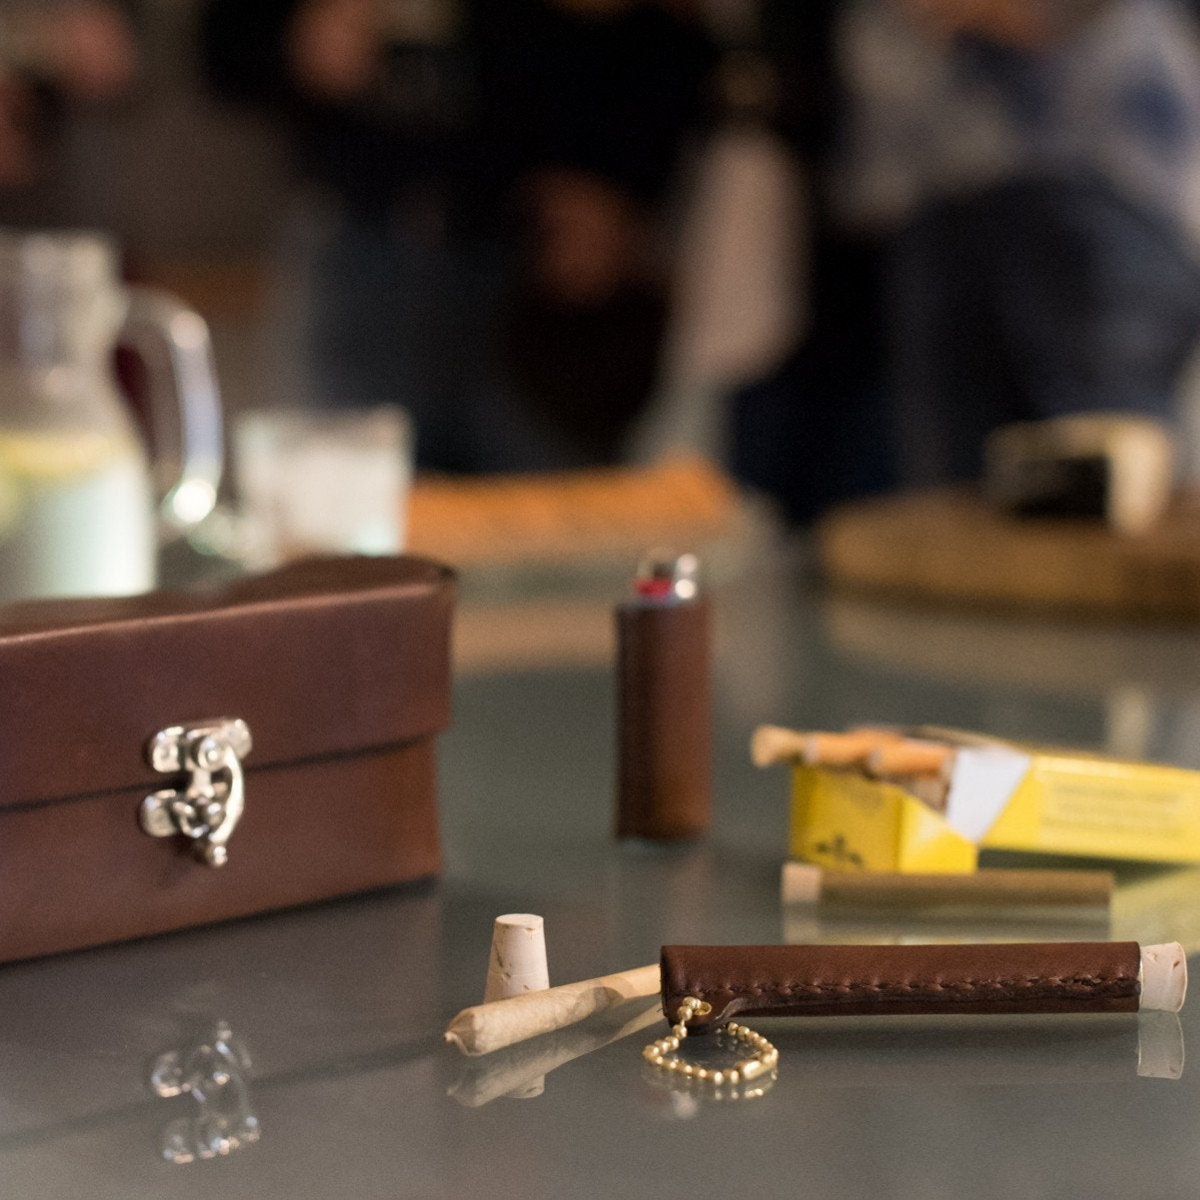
[851,0,1200,485]
[201,0,715,473]
[736,0,1200,520]
[729,0,896,525]
[0,1,138,225]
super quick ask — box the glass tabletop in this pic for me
[2,560,1198,1199]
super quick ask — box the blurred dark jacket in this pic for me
[760,0,881,350]
[200,0,716,469]
[199,0,716,238]
[731,0,893,524]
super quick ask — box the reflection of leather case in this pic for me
[0,556,454,963]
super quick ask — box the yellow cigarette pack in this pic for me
[773,728,1200,873]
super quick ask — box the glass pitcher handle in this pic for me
[121,287,224,534]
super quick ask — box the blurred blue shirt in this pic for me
[837,0,1200,244]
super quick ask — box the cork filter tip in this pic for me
[1141,943,1187,1014]
[484,913,549,1004]
[781,862,823,906]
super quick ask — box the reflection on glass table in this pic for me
[2,559,1200,1198]
[824,593,1200,767]
[150,1022,260,1164]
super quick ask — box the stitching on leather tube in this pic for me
[684,974,1136,999]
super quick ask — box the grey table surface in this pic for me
[3,560,1200,1199]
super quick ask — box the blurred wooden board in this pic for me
[407,456,740,569]
[406,457,759,674]
[819,487,1200,619]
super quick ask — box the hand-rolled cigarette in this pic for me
[782,863,1115,912]
[750,725,809,768]
[867,738,954,779]
[751,726,902,769]
[483,913,550,1003]
[445,963,660,1056]
[660,942,1186,1030]
[449,1001,662,1107]
[808,729,907,767]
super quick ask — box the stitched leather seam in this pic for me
[680,975,1136,997]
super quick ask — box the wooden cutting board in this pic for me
[819,487,1200,619]
[407,456,739,568]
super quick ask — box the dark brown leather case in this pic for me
[0,555,454,964]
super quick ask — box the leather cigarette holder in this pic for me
[661,942,1143,1029]
[0,555,454,964]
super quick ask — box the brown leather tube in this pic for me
[661,943,1143,1029]
[615,598,711,840]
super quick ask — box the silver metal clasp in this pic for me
[140,719,252,867]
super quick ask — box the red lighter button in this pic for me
[635,577,675,601]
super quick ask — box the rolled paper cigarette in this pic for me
[506,1080,545,1099]
[781,864,1115,911]
[449,1001,662,1107]
[445,962,660,1057]
[483,914,550,1004]
[750,726,903,769]
[750,726,809,768]
[659,942,1186,1031]
[806,730,906,768]
[867,738,954,779]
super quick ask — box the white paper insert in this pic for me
[944,747,1033,844]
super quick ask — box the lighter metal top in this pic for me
[634,552,700,604]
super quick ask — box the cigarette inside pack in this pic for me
[753,726,961,816]
[753,725,1200,873]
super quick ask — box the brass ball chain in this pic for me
[643,996,779,1099]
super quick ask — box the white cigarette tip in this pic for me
[781,862,822,906]
[484,913,550,1004]
[495,912,544,930]
[751,725,809,768]
[751,726,782,768]
[1141,943,1188,1013]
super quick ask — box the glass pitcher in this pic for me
[0,231,223,603]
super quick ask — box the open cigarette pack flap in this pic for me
[763,726,1200,873]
